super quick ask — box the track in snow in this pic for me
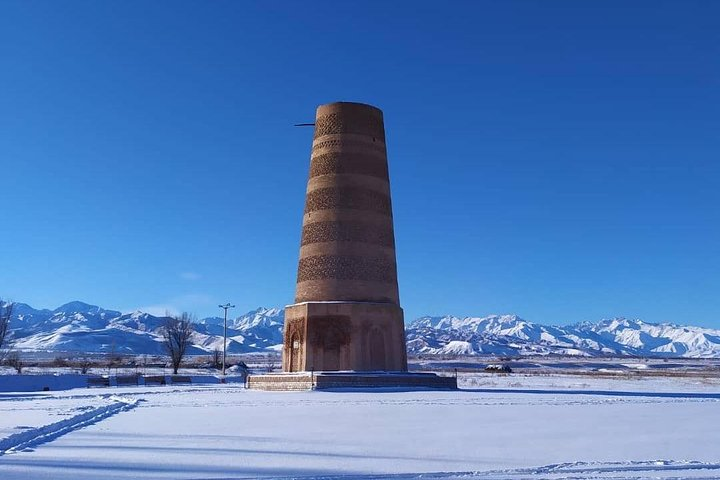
[231,460,720,480]
[474,459,720,479]
[0,395,140,455]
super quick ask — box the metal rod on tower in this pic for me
[218,303,235,377]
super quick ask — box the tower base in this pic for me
[247,372,457,391]
[282,302,408,372]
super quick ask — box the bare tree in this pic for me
[6,351,22,374]
[0,299,13,347]
[264,354,279,373]
[76,357,93,374]
[0,299,14,361]
[212,347,222,370]
[139,354,149,375]
[162,312,195,374]
[52,356,70,367]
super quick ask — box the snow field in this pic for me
[0,374,718,479]
[459,371,720,393]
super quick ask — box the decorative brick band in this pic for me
[312,138,386,154]
[309,152,389,180]
[301,221,395,247]
[304,187,391,216]
[314,113,385,141]
[297,255,397,283]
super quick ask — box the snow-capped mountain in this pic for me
[5,302,284,355]
[3,300,719,357]
[586,317,720,357]
[406,314,720,358]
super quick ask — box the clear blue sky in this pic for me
[1,1,718,327]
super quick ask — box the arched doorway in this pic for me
[289,334,301,372]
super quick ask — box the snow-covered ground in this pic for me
[0,374,718,479]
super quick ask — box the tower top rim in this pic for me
[316,101,383,115]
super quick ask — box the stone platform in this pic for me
[246,372,457,391]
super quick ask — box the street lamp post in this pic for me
[218,303,235,376]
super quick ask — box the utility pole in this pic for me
[218,303,235,376]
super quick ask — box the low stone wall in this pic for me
[247,372,457,391]
[0,373,247,393]
[315,373,457,390]
[246,373,315,391]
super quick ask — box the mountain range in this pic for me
[407,314,720,357]
[3,301,720,358]
[5,301,284,356]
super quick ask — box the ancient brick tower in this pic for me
[282,102,408,372]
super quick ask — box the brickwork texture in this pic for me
[283,102,408,372]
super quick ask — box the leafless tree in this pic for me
[76,357,93,374]
[264,354,279,373]
[52,356,70,367]
[0,299,14,361]
[6,351,22,374]
[0,299,13,347]
[108,341,124,366]
[212,348,222,370]
[162,312,195,374]
[139,354,149,374]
